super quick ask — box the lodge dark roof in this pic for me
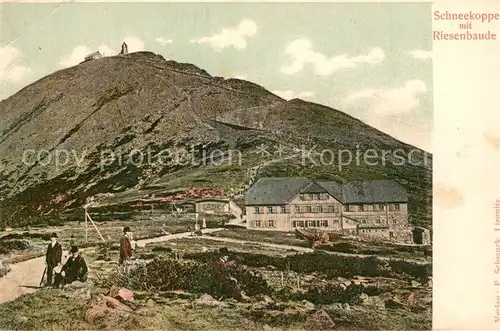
[245,178,408,205]
[245,177,311,205]
[317,181,343,201]
[300,182,328,194]
[342,180,408,203]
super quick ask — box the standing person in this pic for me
[119,226,133,265]
[194,222,200,238]
[61,245,88,285]
[45,232,62,286]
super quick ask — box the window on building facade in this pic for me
[394,204,400,211]
[348,205,356,212]
[295,206,301,213]
[312,206,321,213]
[268,206,277,214]
[308,220,316,227]
[324,206,334,213]
[293,220,305,228]
[280,206,290,214]
[301,194,312,201]
[378,204,385,211]
[313,193,320,200]
[255,220,262,227]
[376,218,381,224]
[364,204,373,211]
[362,219,367,224]
[254,207,262,214]
[304,206,312,213]
[320,193,329,200]
[268,220,275,228]
[321,220,328,227]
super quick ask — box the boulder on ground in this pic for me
[256,294,275,305]
[85,295,133,324]
[305,310,335,330]
[136,307,156,316]
[66,280,92,290]
[108,286,134,303]
[361,295,386,310]
[62,288,91,301]
[195,294,229,308]
[331,303,343,310]
[14,315,28,325]
[302,299,315,310]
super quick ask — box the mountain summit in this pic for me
[0,51,431,227]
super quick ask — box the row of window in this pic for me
[251,220,399,229]
[254,220,275,228]
[345,204,400,212]
[299,193,330,201]
[359,219,398,225]
[254,204,401,214]
[202,203,225,211]
[292,220,331,228]
[252,220,334,228]
[255,205,337,214]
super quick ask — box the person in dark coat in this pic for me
[61,245,88,285]
[45,232,62,286]
[210,254,247,301]
[119,226,133,265]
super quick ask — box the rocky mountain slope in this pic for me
[0,51,432,227]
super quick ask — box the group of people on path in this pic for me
[44,226,135,287]
[44,221,220,286]
[44,233,88,288]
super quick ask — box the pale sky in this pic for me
[0,2,433,151]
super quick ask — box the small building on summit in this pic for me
[83,50,102,62]
[245,177,430,244]
[119,42,128,55]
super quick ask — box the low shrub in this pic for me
[185,250,431,281]
[151,246,172,252]
[0,240,31,254]
[96,256,273,298]
[0,232,51,241]
[276,283,364,305]
[388,259,432,282]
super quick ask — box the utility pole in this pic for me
[0,197,4,230]
[151,204,155,233]
[84,207,88,243]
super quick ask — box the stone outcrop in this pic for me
[84,295,133,325]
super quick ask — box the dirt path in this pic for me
[0,229,223,304]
